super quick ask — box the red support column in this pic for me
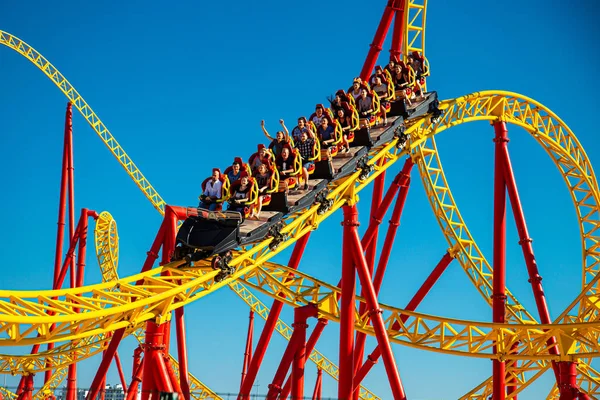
[46,102,73,383]
[126,356,144,400]
[353,251,453,391]
[360,0,403,80]
[501,140,562,383]
[240,310,255,391]
[558,362,578,400]
[492,121,508,400]
[346,205,407,400]
[311,369,323,400]
[265,332,302,400]
[86,328,126,400]
[238,233,311,399]
[506,341,519,399]
[291,305,317,400]
[339,206,358,400]
[353,166,386,390]
[114,351,128,395]
[279,319,328,400]
[175,308,190,400]
[390,0,407,60]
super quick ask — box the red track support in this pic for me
[312,369,323,400]
[266,331,302,399]
[373,160,413,294]
[360,0,403,80]
[126,354,144,400]
[175,308,190,400]
[114,351,128,394]
[339,206,358,400]
[86,328,127,400]
[558,362,579,400]
[291,306,318,400]
[353,251,453,391]
[492,121,508,400]
[346,204,406,399]
[390,0,407,60]
[353,166,386,390]
[506,341,519,399]
[238,232,311,399]
[240,310,255,391]
[279,319,328,400]
[46,103,73,383]
[501,136,562,384]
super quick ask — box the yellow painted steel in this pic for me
[0,29,380,400]
[2,17,599,399]
[0,91,596,363]
[0,30,166,215]
[404,0,427,91]
[0,92,596,362]
[411,92,600,398]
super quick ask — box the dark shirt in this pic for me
[296,138,315,161]
[358,97,373,114]
[318,125,335,142]
[269,140,285,158]
[227,170,241,183]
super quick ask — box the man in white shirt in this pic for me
[199,169,223,211]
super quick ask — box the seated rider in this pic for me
[335,108,352,152]
[226,159,242,184]
[228,174,251,214]
[408,51,427,100]
[199,168,222,211]
[291,117,313,142]
[261,119,290,158]
[329,91,347,115]
[249,144,273,172]
[392,63,412,106]
[357,88,374,126]
[276,146,295,191]
[310,105,326,127]
[295,130,315,191]
[372,74,389,125]
[252,163,271,219]
[348,78,363,101]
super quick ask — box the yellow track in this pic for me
[0,29,379,400]
[2,5,598,397]
[0,92,596,362]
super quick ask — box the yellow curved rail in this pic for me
[412,92,600,398]
[0,31,166,214]
[0,29,380,399]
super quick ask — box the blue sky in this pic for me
[1,0,599,398]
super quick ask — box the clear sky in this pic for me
[1,0,599,398]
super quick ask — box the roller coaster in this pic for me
[0,1,598,399]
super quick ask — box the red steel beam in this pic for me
[347,204,406,399]
[279,318,328,400]
[114,351,128,395]
[265,331,302,399]
[240,310,254,391]
[175,308,191,400]
[492,121,508,400]
[353,251,453,390]
[291,306,318,400]
[353,165,386,389]
[390,0,407,60]
[85,328,126,400]
[126,355,144,400]
[238,232,311,398]
[339,206,358,400]
[312,369,323,400]
[502,141,562,384]
[360,0,403,81]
